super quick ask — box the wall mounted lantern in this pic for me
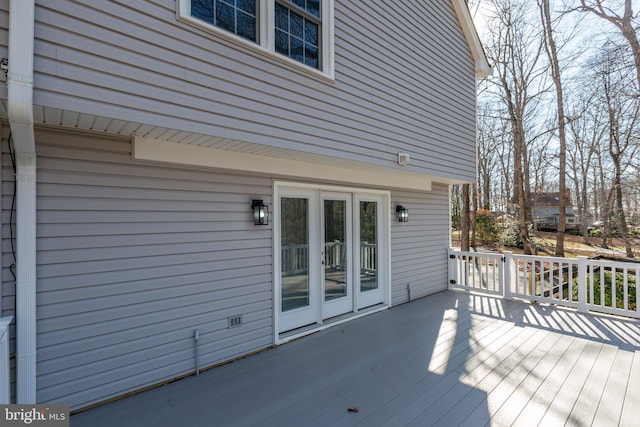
[396,205,409,222]
[252,199,269,225]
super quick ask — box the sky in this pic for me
[468,0,626,41]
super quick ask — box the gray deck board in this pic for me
[620,350,640,426]
[71,290,640,427]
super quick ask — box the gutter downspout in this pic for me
[7,0,36,404]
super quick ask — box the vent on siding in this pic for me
[228,316,242,328]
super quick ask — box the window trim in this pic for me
[178,0,335,80]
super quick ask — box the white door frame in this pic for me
[273,181,391,340]
[273,186,320,333]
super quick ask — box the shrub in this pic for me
[500,221,523,248]
[572,271,636,311]
[588,228,603,237]
[474,210,499,245]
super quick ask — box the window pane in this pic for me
[191,0,214,25]
[292,0,305,9]
[275,29,288,55]
[275,3,288,30]
[236,11,256,41]
[290,12,304,39]
[304,43,318,68]
[290,35,304,62]
[215,1,236,33]
[304,21,318,44]
[307,0,320,17]
[236,0,255,15]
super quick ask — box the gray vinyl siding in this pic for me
[390,184,450,305]
[30,0,477,182]
[1,123,16,402]
[2,123,453,408]
[3,127,274,410]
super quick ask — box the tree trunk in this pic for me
[461,184,471,251]
[471,184,477,248]
[540,0,566,256]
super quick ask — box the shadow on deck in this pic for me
[71,290,639,427]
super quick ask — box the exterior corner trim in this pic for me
[7,0,37,404]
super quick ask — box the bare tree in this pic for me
[595,45,639,257]
[485,0,548,254]
[567,92,604,243]
[578,0,640,93]
[539,0,568,256]
[477,102,502,210]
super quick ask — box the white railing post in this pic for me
[503,251,512,300]
[577,256,588,313]
[0,316,13,404]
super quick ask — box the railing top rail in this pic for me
[510,253,579,264]
[448,249,504,259]
[584,258,640,270]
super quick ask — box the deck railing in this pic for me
[281,243,377,276]
[448,249,640,319]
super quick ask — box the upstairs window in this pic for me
[191,0,258,42]
[275,1,321,68]
[179,0,334,78]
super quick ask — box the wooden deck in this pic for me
[71,290,640,427]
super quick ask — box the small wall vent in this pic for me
[228,316,242,328]
[398,152,410,166]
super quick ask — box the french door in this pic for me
[277,184,388,333]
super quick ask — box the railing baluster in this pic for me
[600,266,605,308]
[623,267,628,311]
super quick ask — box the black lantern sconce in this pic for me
[396,205,409,222]
[252,199,269,225]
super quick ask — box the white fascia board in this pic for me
[133,137,432,192]
[451,0,492,78]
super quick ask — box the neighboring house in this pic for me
[0,0,489,410]
[533,192,580,232]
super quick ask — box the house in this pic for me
[532,191,580,232]
[0,0,489,411]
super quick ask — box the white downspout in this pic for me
[7,0,36,404]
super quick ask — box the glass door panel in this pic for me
[324,199,347,301]
[356,194,385,310]
[321,193,353,319]
[359,201,378,292]
[281,197,310,312]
